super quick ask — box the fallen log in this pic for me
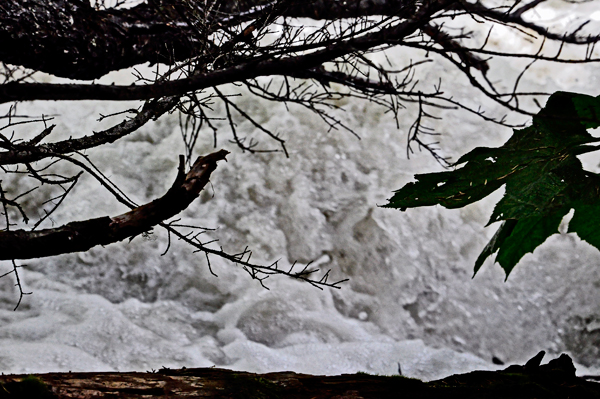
[0,351,598,398]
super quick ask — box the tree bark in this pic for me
[1,353,599,399]
[0,0,206,80]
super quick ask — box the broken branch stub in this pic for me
[0,149,229,260]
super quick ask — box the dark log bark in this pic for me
[0,149,229,260]
[0,352,598,399]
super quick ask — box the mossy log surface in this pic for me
[0,352,598,398]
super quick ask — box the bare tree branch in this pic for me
[0,0,420,80]
[0,96,178,165]
[0,149,228,260]
[0,2,449,104]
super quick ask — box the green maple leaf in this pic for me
[383,91,600,277]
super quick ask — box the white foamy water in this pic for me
[1,1,600,381]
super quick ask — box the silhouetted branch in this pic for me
[161,223,348,290]
[0,150,228,260]
[0,96,178,165]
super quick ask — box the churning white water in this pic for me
[1,1,600,381]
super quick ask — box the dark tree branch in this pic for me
[0,96,178,165]
[0,149,229,260]
[217,0,418,22]
[161,223,348,290]
[0,0,418,81]
[421,23,490,74]
[460,0,600,45]
[0,0,211,80]
[0,1,450,105]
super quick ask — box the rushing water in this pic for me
[1,1,600,380]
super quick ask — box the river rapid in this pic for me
[1,0,600,381]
